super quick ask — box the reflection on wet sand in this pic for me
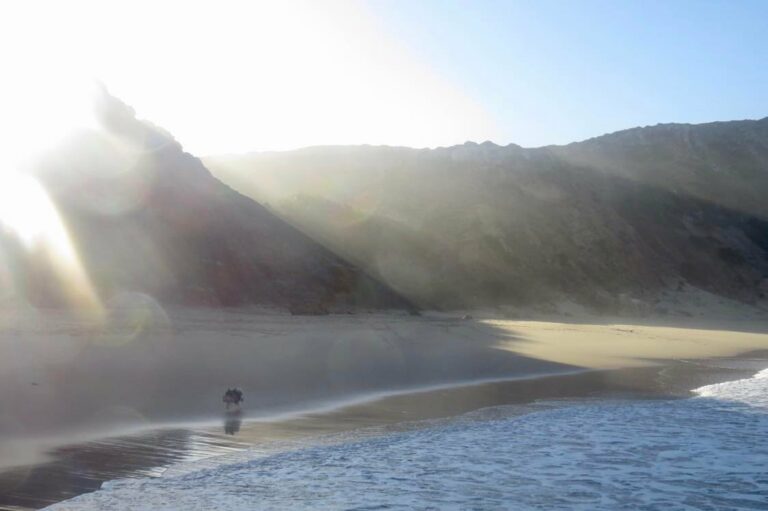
[223,414,242,436]
[3,359,757,511]
[0,427,253,510]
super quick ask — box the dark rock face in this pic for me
[4,91,412,311]
[206,118,768,311]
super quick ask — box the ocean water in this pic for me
[47,368,768,510]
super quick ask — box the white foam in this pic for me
[46,367,768,510]
[693,368,768,409]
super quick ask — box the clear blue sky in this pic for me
[367,0,768,146]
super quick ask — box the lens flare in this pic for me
[0,172,103,319]
[98,292,171,347]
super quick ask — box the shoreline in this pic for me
[2,309,768,509]
[0,366,591,473]
[4,350,768,510]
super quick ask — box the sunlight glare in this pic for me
[0,172,103,318]
[0,0,500,156]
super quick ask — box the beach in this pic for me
[1,307,768,509]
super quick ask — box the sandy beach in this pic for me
[5,356,767,510]
[2,307,768,509]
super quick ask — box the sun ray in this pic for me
[0,172,104,320]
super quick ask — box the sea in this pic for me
[46,363,768,510]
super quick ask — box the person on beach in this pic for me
[223,388,244,410]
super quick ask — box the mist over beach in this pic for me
[2,0,768,509]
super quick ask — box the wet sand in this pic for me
[2,353,767,510]
[2,307,768,509]
[0,307,576,447]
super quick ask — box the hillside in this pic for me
[0,90,412,312]
[205,118,768,313]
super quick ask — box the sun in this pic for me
[0,0,497,318]
[0,0,498,157]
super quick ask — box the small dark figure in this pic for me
[224,415,242,435]
[223,387,244,410]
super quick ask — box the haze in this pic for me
[2,0,767,168]
[2,2,768,509]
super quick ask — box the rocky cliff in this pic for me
[206,118,768,313]
[1,90,412,312]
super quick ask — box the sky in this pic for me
[368,0,768,148]
[1,0,767,163]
